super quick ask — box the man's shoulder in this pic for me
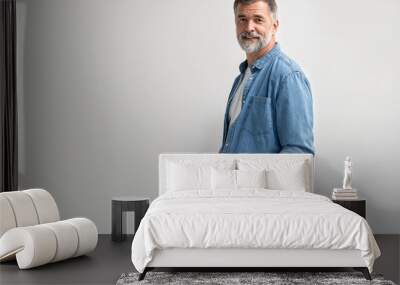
[271,51,305,80]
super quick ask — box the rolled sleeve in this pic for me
[276,72,315,155]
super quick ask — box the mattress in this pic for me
[131,189,380,273]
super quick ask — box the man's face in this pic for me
[235,1,278,54]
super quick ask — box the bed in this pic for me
[131,153,380,281]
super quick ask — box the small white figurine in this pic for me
[342,156,353,190]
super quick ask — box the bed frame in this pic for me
[138,153,371,281]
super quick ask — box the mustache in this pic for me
[239,31,262,40]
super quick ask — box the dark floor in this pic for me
[0,234,399,285]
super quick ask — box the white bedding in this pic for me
[131,189,380,273]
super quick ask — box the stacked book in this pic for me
[332,188,358,200]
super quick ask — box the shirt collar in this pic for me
[239,42,281,73]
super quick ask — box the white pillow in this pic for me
[266,168,307,191]
[237,169,267,188]
[211,168,236,189]
[166,160,235,191]
[167,162,210,191]
[237,159,309,191]
[211,168,268,190]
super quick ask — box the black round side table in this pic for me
[111,196,150,242]
[332,198,366,219]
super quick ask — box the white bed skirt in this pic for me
[148,248,366,268]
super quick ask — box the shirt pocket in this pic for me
[242,96,273,135]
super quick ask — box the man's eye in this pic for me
[255,18,263,23]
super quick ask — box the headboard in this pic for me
[159,153,314,195]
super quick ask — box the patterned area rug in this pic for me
[116,271,396,285]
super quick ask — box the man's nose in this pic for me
[244,20,255,32]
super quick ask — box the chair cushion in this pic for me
[0,189,60,238]
[0,218,97,269]
[0,191,39,227]
[24,189,60,223]
[0,196,16,237]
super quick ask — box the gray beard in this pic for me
[238,32,272,54]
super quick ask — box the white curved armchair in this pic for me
[0,189,98,269]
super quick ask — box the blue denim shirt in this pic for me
[219,43,315,154]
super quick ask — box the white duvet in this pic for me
[131,189,380,273]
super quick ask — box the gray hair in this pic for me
[233,0,278,20]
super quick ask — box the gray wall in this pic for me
[17,0,400,234]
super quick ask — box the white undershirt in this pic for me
[229,67,252,127]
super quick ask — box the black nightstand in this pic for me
[332,199,366,218]
[111,196,150,242]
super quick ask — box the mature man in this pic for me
[219,0,314,154]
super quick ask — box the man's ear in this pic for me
[273,19,279,35]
